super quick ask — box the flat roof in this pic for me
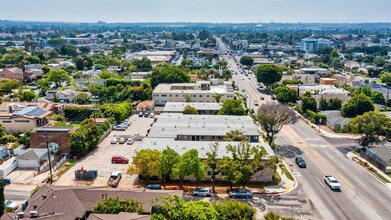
[148,113,259,137]
[137,138,274,159]
[163,102,222,112]
[153,83,234,94]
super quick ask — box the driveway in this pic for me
[54,114,155,187]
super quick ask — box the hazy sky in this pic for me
[1,0,391,23]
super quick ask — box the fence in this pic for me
[52,155,68,172]
[39,160,49,172]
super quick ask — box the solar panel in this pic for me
[14,106,47,116]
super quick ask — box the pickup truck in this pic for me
[324,176,341,190]
[107,171,122,187]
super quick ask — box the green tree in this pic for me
[182,105,199,114]
[41,65,50,74]
[0,79,20,94]
[341,93,375,118]
[93,197,143,214]
[37,78,50,94]
[128,149,160,182]
[159,66,190,83]
[346,111,391,146]
[72,92,90,104]
[360,85,372,97]
[240,56,254,66]
[218,99,246,116]
[206,142,219,193]
[181,201,218,220]
[18,90,36,101]
[212,93,222,103]
[132,57,152,72]
[379,71,391,86]
[301,92,318,112]
[257,102,298,146]
[255,64,283,87]
[47,69,70,87]
[48,38,67,47]
[158,148,180,189]
[173,149,204,189]
[151,195,184,220]
[212,200,255,220]
[217,156,242,189]
[79,46,90,54]
[273,86,295,103]
[319,97,342,110]
[225,130,248,142]
[371,90,386,105]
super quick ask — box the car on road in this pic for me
[118,137,126,144]
[295,156,307,168]
[260,96,265,100]
[192,188,212,197]
[4,200,18,210]
[111,156,129,164]
[126,138,134,145]
[254,100,259,106]
[110,137,119,144]
[149,113,155,118]
[229,189,253,198]
[324,176,341,190]
[242,89,245,92]
[138,112,144,117]
[144,184,162,190]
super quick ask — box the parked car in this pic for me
[144,112,149,117]
[107,171,122,187]
[254,100,259,106]
[134,132,140,137]
[192,188,212,197]
[118,137,126,144]
[126,138,135,145]
[114,125,126,131]
[110,137,119,144]
[4,200,18,210]
[111,156,129,164]
[242,89,245,92]
[138,112,144,117]
[144,184,161,190]
[295,156,307,168]
[229,189,253,198]
[260,96,265,100]
[149,113,155,118]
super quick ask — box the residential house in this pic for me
[319,78,337,85]
[163,102,221,115]
[46,89,81,103]
[124,71,151,81]
[0,105,52,133]
[3,185,182,220]
[320,110,350,130]
[0,67,24,80]
[30,127,77,154]
[361,145,391,174]
[15,148,49,169]
[135,100,155,112]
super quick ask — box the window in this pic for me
[15,120,30,123]
[208,171,212,176]
[161,95,167,97]
[2,120,11,123]
[199,95,202,97]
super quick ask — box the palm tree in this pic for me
[213,93,222,103]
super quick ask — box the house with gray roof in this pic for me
[16,148,49,169]
[361,145,391,174]
[320,110,350,131]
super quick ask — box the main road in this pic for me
[217,38,391,220]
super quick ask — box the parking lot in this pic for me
[54,114,155,187]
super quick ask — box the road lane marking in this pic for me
[296,208,304,219]
[315,152,354,189]
[339,164,346,170]
[325,152,334,159]
[354,177,366,187]
[315,177,325,188]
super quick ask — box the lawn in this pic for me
[69,122,81,128]
[279,164,294,181]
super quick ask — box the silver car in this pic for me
[191,188,212,197]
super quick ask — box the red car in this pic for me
[111,156,129,164]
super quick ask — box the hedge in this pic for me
[105,78,141,87]
[64,106,93,122]
[305,109,326,125]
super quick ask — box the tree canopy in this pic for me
[218,99,246,116]
[240,56,254,66]
[255,64,283,86]
[273,86,295,103]
[182,105,199,114]
[379,71,391,86]
[341,93,375,118]
[47,69,70,87]
[93,197,143,214]
[128,149,161,182]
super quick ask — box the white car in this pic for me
[149,113,155,118]
[110,137,119,144]
[4,200,18,210]
[126,138,134,145]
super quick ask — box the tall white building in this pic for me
[300,38,334,52]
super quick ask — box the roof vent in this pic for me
[30,211,39,218]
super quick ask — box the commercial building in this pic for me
[300,38,334,52]
[163,102,222,114]
[148,113,260,142]
[30,127,77,153]
[152,79,235,106]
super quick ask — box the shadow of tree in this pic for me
[275,145,304,159]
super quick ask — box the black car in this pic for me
[144,184,161,190]
[144,112,149,117]
[295,156,307,168]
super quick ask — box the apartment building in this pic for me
[152,79,234,106]
[300,38,334,52]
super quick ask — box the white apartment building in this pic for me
[153,79,235,106]
[300,38,334,52]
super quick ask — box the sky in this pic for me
[1,0,391,23]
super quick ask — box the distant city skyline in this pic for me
[0,0,391,23]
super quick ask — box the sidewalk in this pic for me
[347,151,391,189]
[263,160,297,195]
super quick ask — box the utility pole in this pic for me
[40,133,53,184]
